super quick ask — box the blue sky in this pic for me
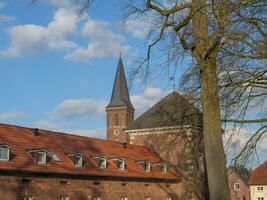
[0,0,265,164]
[0,0,179,138]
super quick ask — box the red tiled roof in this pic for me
[248,161,267,185]
[0,123,178,181]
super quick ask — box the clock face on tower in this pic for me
[114,130,119,136]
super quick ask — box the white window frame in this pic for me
[37,151,47,164]
[257,197,264,200]
[74,155,83,167]
[24,197,33,200]
[121,197,128,200]
[0,146,10,161]
[99,157,107,169]
[161,163,167,173]
[257,186,264,191]
[144,162,151,173]
[166,197,172,200]
[60,196,69,200]
[144,197,151,200]
[92,197,101,200]
[118,159,125,170]
[233,183,240,191]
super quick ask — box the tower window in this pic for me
[161,163,167,173]
[233,183,240,191]
[114,114,119,126]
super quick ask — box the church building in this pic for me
[0,58,206,200]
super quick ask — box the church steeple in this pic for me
[107,57,134,110]
[106,57,135,143]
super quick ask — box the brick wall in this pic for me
[228,171,250,200]
[128,128,207,200]
[0,175,182,200]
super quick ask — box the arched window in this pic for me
[114,114,119,126]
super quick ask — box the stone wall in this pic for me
[0,175,182,200]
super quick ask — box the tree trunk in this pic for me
[191,0,231,199]
[200,61,230,200]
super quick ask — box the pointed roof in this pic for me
[126,91,202,130]
[228,165,250,184]
[107,58,134,110]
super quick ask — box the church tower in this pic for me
[106,57,135,143]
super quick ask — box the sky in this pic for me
[0,0,265,165]
[0,0,178,138]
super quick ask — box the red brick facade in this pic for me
[228,168,250,200]
[106,107,134,143]
[0,175,181,200]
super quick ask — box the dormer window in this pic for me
[66,153,83,167]
[144,161,151,173]
[37,151,47,164]
[99,157,107,169]
[74,154,83,167]
[0,145,10,161]
[118,159,125,170]
[161,163,167,173]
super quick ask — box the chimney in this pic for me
[32,128,40,136]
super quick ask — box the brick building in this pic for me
[228,166,250,200]
[248,161,267,200]
[0,58,206,200]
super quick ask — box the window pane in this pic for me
[0,148,9,160]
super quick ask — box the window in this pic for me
[121,197,128,200]
[233,183,240,191]
[60,196,69,200]
[257,186,264,191]
[161,163,167,173]
[92,197,101,200]
[144,162,151,173]
[257,198,264,200]
[0,146,10,161]
[24,197,33,200]
[144,197,151,200]
[74,155,83,167]
[114,114,119,126]
[166,197,172,200]
[118,159,125,170]
[37,151,46,164]
[99,157,107,169]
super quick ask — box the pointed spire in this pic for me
[107,57,134,110]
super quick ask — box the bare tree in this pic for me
[118,1,266,200]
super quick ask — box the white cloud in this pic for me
[123,17,151,39]
[65,18,129,61]
[51,87,168,120]
[131,87,169,116]
[0,8,78,57]
[53,99,107,119]
[30,120,106,139]
[0,110,26,121]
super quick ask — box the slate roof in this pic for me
[229,165,250,184]
[126,91,202,130]
[0,123,178,181]
[107,58,134,110]
[248,161,267,185]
